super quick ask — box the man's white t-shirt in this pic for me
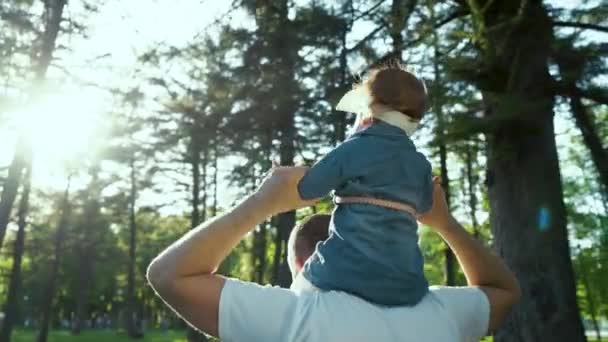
[218,277,490,342]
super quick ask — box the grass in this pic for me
[12,330,608,341]
[12,330,187,342]
[482,336,608,342]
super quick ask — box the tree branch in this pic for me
[360,8,470,72]
[346,24,386,53]
[352,0,386,22]
[555,82,608,106]
[553,21,608,34]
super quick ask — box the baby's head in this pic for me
[360,65,428,121]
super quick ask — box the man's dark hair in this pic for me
[287,214,331,274]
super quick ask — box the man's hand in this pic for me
[419,178,521,334]
[255,166,319,216]
[418,177,452,231]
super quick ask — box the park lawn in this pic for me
[12,330,188,342]
[482,336,607,342]
[12,331,607,342]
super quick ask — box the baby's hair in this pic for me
[356,62,429,120]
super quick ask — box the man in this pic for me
[147,167,520,341]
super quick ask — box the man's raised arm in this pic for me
[418,178,521,334]
[146,167,316,337]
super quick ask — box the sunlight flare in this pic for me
[14,91,105,163]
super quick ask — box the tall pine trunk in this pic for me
[274,0,298,288]
[569,96,608,199]
[0,163,31,342]
[72,167,103,335]
[465,142,480,237]
[126,158,142,339]
[212,142,218,217]
[187,124,207,342]
[0,0,66,249]
[37,176,72,342]
[0,139,28,249]
[255,222,268,283]
[71,258,93,335]
[577,254,602,342]
[333,1,352,144]
[428,0,456,285]
[471,1,585,340]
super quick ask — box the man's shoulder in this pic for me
[428,286,491,340]
[219,279,489,342]
[219,278,304,341]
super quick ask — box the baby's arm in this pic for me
[298,140,357,200]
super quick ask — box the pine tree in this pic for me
[455,0,586,340]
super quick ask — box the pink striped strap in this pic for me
[334,196,418,217]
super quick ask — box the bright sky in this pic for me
[0,0,603,218]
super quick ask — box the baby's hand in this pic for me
[417,177,452,231]
[255,166,320,216]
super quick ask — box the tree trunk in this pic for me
[465,142,480,237]
[190,146,201,228]
[333,3,351,144]
[187,123,207,342]
[254,222,268,283]
[259,222,268,282]
[37,175,72,342]
[272,219,284,284]
[212,142,218,217]
[440,143,456,285]
[0,138,28,249]
[554,46,608,200]
[274,0,298,288]
[71,258,92,335]
[428,1,456,285]
[201,147,208,222]
[390,0,404,57]
[126,158,142,339]
[0,0,66,249]
[472,1,586,340]
[36,0,66,79]
[569,96,608,199]
[72,167,103,336]
[577,254,601,342]
[0,163,31,342]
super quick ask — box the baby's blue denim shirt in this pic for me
[298,119,433,306]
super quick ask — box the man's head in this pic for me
[361,65,429,121]
[287,214,331,279]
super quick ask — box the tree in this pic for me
[69,165,109,335]
[37,175,73,342]
[0,159,31,342]
[0,0,67,249]
[427,0,456,286]
[553,38,608,199]
[458,0,586,340]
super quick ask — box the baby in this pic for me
[294,65,433,306]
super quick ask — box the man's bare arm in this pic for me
[146,167,316,337]
[419,179,521,333]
